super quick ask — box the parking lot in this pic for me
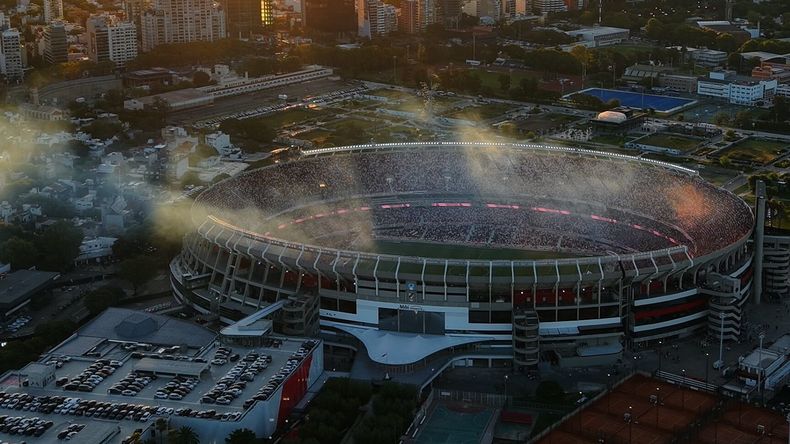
[0,330,319,443]
[169,77,359,126]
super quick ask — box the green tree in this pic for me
[117,256,159,295]
[769,96,789,123]
[713,112,731,126]
[154,418,168,444]
[0,237,38,270]
[36,221,83,272]
[715,33,738,53]
[169,426,199,444]
[535,380,565,401]
[645,18,665,41]
[192,70,212,87]
[733,111,752,129]
[498,74,511,92]
[724,129,737,141]
[225,428,256,444]
[180,171,203,188]
[83,287,125,315]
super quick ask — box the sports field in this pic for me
[370,240,579,260]
[416,402,493,444]
[720,138,789,164]
[634,133,702,153]
[573,88,695,112]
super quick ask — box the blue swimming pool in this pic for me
[571,88,696,112]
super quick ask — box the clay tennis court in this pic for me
[697,403,789,443]
[536,374,723,444]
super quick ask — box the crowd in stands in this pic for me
[197,146,753,257]
[269,203,685,255]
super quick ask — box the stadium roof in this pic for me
[0,270,59,307]
[77,307,216,349]
[331,323,496,365]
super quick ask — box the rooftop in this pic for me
[0,308,321,443]
[69,307,217,351]
[566,26,629,37]
[136,88,209,105]
[0,270,59,307]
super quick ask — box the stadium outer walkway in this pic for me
[345,342,512,390]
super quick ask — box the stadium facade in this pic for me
[171,142,754,369]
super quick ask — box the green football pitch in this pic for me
[369,240,580,260]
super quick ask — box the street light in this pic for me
[681,369,686,408]
[655,387,660,426]
[628,405,633,444]
[717,312,725,371]
[758,333,765,401]
[785,413,790,444]
[606,373,612,413]
[705,352,710,387]
[504,374,509,406]
[658,340,663,373]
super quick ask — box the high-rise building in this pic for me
[399,0,418,34]
[123,0,151,42]
[358,0,396,37]
[43,22,68,64]
[0,28,24,81]
[87,15,138,67]
[222,0,273,38]
[141,0,226,52]
[417,0,435,31]
[436,0,460,28]
[533,0,565,13]
[474,0,501,19]
[372,0,397,35]
[302,0,356,34]
[42,0,64,23]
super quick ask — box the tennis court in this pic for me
[415,402,493,444]
[572,88,696,112]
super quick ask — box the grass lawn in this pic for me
[476,69,540,93]
[697,164,741,186]
[255,107,338,128]
[325,117,378,131]
[516,113,581,132]
[635,133,702,152]
[368,88,412,99]
[369,125,422,142]
[721,138,789,164]
[591,134,627,146]
[444,103,514,121]
[297,128,332,144]
[775,159,790,168]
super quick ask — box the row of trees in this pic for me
[127,39,254,70]
[0,221,83,272]
[0,320,77,373]
[353,383,418,444]
[284,378,373,444]
[645,19,739,52]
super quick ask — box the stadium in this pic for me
[170,142,755,370]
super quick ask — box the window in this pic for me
[338,299,356,314]
[469,310,489,323]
